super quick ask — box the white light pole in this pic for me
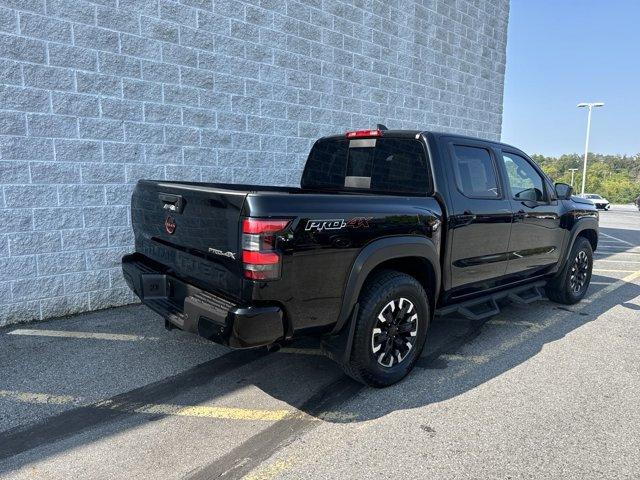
[569,168,579,186]
[577,102,604,194]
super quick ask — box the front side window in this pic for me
[501,153,546,202]
[451,145,500,199]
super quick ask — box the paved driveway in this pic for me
[1,206,639,479]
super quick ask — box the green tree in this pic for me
[531,153,640,203]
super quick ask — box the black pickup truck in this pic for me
[122,128,598,387]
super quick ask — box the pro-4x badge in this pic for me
[305,217,373,232]
[305,219,346,231]
[164,216,176,234]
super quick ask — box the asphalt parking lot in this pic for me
[1,205,639,479]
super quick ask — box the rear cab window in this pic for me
[301,137,430,195]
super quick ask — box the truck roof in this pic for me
[319,129,524,153]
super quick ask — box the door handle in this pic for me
[158,193,184,214]
[456,210,476,226]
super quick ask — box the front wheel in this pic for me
[546,237,593,304]
[340,270,429,388]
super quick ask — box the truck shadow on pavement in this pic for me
[0,269,638,476]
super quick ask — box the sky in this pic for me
[501,0,640,157]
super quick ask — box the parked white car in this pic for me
[578,193,610,210]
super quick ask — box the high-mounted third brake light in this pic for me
[241,218,290,281]
[345,129,382,139]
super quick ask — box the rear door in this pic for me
[131,180,247,299]
[443,139,513,289]
[497,149,564,275]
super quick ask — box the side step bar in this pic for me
[435,281,546,321]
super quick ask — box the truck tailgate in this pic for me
[131,180,247,300]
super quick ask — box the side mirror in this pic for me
[555,183,573,200]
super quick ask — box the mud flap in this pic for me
[320,303,359,365]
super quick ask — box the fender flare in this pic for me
[331,236,441,335]
[559,216,598,270]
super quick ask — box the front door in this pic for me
[445,141,514,290]
[498,150,564,275]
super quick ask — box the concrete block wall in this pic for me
[0,0,509,325]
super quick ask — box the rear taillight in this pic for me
[241,218,290,281]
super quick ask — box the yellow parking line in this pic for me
[586,270,640,302]
[0,389,296,422]
[0,388,359,424]
[94,400,293,421]
[7,328,155,342]
[243,459,295,480]
[0,389,79,405]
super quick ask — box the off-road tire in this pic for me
[546,237,593,305]
[340,270,429,388]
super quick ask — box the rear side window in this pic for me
[451,145,500,199]
[301,138,429,195]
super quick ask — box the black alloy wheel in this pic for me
[338,270,430,388]
[371,297,418,368]
[569,250,590,294]
[546,236,593,305]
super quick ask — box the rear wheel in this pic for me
[340,270,429,388]
[546,237,593,304]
